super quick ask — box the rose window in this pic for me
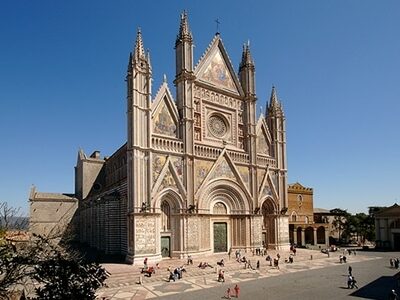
[208,114,228,138]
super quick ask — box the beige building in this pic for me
[287,183,329,248]
[30,12,290,264]
[375,204,400,250]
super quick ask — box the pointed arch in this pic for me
[260,196,278,247]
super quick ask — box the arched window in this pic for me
[213,202,227,214]
[291,211,297,222]
[161,201,171,231]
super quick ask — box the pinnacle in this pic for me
[176,10,193,45]
[240,41,254,69]
[134,27,145,59]
[270,86,279,108]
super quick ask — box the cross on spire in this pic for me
[215,18,220,35]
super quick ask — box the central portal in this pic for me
[213,222,227,252]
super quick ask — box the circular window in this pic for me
[208,114,228,138]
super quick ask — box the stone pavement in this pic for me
[96,248,380,299]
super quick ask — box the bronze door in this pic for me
[213,222,227,252]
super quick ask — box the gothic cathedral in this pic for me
[30,12,290,264]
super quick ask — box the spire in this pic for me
[134,27,145,60]
[267,86,284,116]
[176,10,193,46]
[270,86,279,108]
[239,41,254,70]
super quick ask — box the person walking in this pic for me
[226,287,231,299]
[348,266,352,276]
[347,275,353,289]
[351,276,358,289]
[234,284,240,298]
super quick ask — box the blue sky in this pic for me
[1,1,399,215]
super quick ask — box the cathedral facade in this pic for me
[30,13,290,264]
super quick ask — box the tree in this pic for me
[0,202,30,297]
[330,208,351,243]
[31,234,109,300]
[0,202,109,299]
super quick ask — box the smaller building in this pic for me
[287,183,329,248]
[29,186,78,240]
[375,203,400,250]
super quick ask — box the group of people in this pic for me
[390,258,400,268]
[168,266,186,282]
[339,255,347,263]
[225,284,240,299]
[141,257,157,277]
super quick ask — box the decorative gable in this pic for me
[195,36,243,96]
[153,100,177,137]
[258,165,279,202]
[152,81,179,138]
[200,50,236,90]
[256,117,272,156]
[195,148,251,198]
[152,156,186,197]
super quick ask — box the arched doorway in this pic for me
[262,199,276,248]
[156,190,183,258]
[305,227,314,245]
[317,226,325,244]
[296,227,302,246]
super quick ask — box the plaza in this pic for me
[97,248,397,299]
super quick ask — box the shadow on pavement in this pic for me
[350,276,398,299]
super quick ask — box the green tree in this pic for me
[330,208,351,243]
[0,202,109,299]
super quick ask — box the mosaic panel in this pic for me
[257,168,266,191]
[200,50,236,90]
[270,171,278,189]
[194,159,214,191]
[209,159,236,181]
[257,132,269,155]
[237,165,250,191]
[152,155,167,184]
[158,171,177,193]
[262,184,272,198]
[170,156,183,181]
[153,101,176,137]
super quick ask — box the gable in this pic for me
[200,50,236,91]
[257,130,270,156]
[152,156,186,197]
[256,118,272,156]
[195,149,251,198]
[153,99,178,138]
[195,36,243,96]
